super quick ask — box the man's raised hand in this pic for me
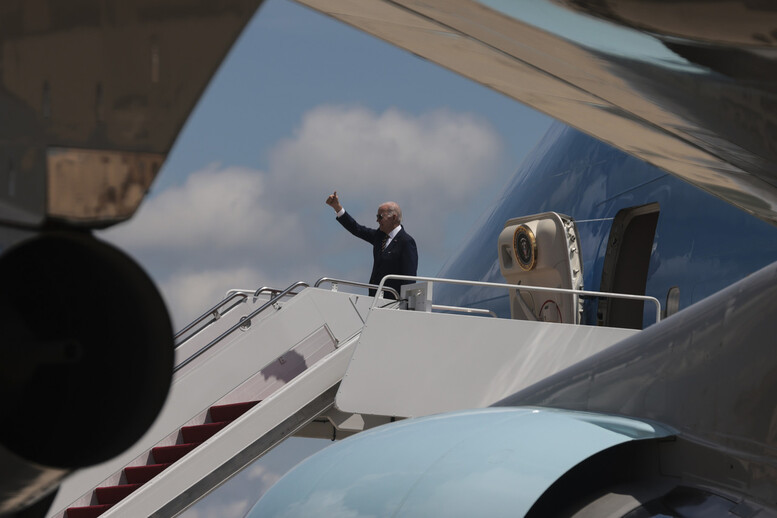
[326,191,342,213]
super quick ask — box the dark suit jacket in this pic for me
[337,211,418,298]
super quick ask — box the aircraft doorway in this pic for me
[598,203,660,329]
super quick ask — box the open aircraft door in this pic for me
[498,212,583,324]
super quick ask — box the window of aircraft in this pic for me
[621,486,738,517]
[664,286,680,319]
[598,203,660,329]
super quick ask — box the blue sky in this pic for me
[99,0,552,515]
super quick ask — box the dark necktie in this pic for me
[381,235,388,250]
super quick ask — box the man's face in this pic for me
[377,205,396,234]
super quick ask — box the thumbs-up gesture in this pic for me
[326,191,342,213]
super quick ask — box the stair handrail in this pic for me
[225,289,259,297]
[314,277,399,300]
[430,304,498,318]
[176,286,302,347]
[373,275,662,324]
[174,292,250,345]
[252,285,304,299]
[174,281,310,373]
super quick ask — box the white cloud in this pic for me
[246,463,283,486]
[272,490,372,518]
[268,105,502,226]
[106,165,302,253]
[177,439,328,518]
[182,498,251,518]
[101,104,505,329]
[159,267,265,328]
[265,105,505,268]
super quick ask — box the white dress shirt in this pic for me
[336,207,401,248]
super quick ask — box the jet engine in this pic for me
[0,231,174,516]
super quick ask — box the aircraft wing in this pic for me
[0,0,264,229]
[0,2,264,516]
[295,0,777,225]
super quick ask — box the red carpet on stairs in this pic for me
[152,442,200,464]
[124,463,171,485]
[64,504,112,518]
[95,484,142,505]
[64,400,260,518]
[181,421,229,443]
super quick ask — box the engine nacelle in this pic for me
[0,232,174,515]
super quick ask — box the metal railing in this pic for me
[224,289,259,297]
[175,286,303,347]
[243,285,304,300]
[431,304,498,318]
[174,281,310,373]
[174,292,250,345]
[174,276,402,370]
[315,277,400,300]
[373,275,662,324]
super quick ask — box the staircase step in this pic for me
[65,504,112,518]
[95,483,142,505]
[64,402,263,517]
[209,400,260,422]
[181,421,229,443]
[124,463,171,485]
[152,442,201,464]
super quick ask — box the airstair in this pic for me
[47,212,663,518]
[48,273,659,518]
[48,280,388,518]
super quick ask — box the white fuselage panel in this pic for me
[336,308,637,418]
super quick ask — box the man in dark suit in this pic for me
[326,191,418,299]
